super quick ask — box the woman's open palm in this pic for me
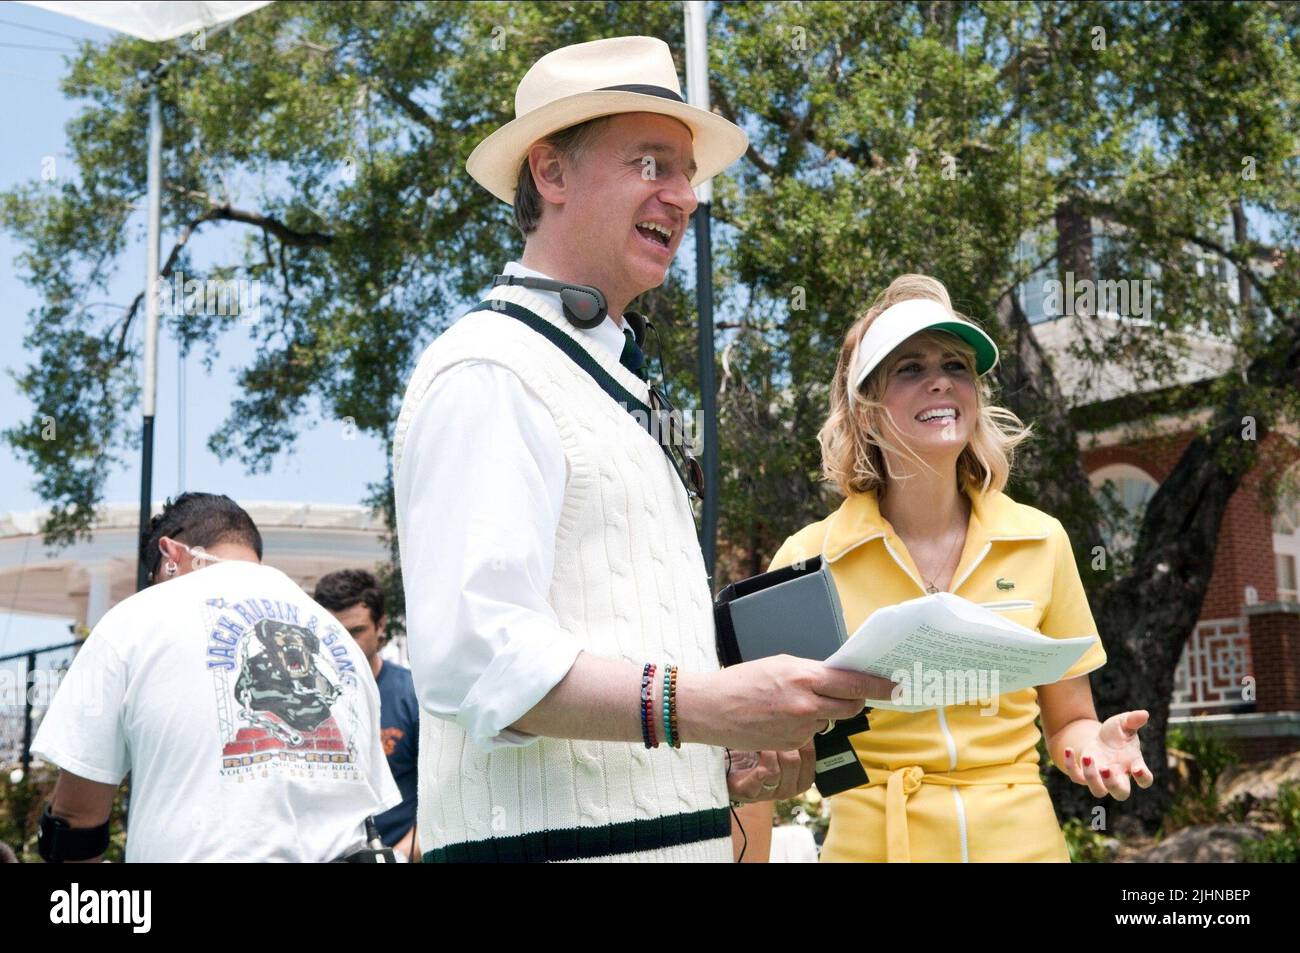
[1063,710,1153,801]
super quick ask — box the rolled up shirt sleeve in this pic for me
[396,361,580,751]
[31,630,130,785]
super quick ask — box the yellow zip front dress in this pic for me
[769,485,1107,863]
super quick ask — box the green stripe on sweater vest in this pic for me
[422,807,732,863]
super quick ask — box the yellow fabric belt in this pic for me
[861,761,1043,863]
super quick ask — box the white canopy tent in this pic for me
[22,1,271,41]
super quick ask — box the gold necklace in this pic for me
[921,501,969,594]
[922,531,963,593]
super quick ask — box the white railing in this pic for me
[1171,617,1251,713]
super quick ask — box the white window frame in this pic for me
[1273,467,1300,603]
[1089,463,1160,555]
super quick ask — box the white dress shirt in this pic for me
[397,261,630,749]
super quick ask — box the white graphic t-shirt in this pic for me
[33,560,401,862]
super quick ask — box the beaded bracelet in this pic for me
[661,664,674,748]
[645,686,658,749]
[668,665,680,748]
[640,663,658,749]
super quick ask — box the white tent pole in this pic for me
[684,0,719,580]
[136,86,162,591]
[144,89,162,419]
[684,2,712,206]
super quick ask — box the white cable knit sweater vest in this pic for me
[392,283,731,863]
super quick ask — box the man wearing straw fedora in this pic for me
[392,36,890,863]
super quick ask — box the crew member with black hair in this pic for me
[32,492,400,862]
[315,568,420,860]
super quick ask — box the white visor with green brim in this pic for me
[847,298,999,403]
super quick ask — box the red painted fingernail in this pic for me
[1064,749,1073,760]
[1082,757,1092,767]
[1101,769,1111,779]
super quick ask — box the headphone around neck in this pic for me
[486,272,702,499]
[491,274,647,346]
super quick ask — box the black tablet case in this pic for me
[714,556,870,797]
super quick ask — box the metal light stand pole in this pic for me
[684,1,719,582]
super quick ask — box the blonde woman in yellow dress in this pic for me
[754,274,1153,863]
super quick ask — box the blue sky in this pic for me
[0,3,387,656]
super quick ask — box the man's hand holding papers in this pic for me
[824,592,1100,712]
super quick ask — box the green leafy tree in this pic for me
[705,0,1299,833]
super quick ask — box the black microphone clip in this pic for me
[623,310,648,348]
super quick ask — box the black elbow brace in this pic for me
[38,806,111,863]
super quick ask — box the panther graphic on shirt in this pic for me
[205,596,362,776]
[234,618,342,743]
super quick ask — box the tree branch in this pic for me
[1168,230,1282,317]
[113,205,221,358]
[993,249,1060,306]
[710,81,776,178]
[208,203,334,248]
[380,83,440,137]
[166,185,336,247]
[992,287,1103,544]
[279,241,291,300]
[114,290,146,360]
[111,198,334,357]
[1082,199,1283,317]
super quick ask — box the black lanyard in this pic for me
[467,300,703,501]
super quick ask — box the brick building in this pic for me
[1036,313,1300,764]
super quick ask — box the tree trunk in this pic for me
[1052,399,1263,832]
[1231,198,1252,314]
[1055,196,1096,318]
[991,253,1289,834]
[993,291,1104,547]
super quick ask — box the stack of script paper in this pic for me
[826,592,1099,711]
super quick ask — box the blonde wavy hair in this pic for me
[818,274,1032,499]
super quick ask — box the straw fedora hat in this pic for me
[466,36,748,205]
